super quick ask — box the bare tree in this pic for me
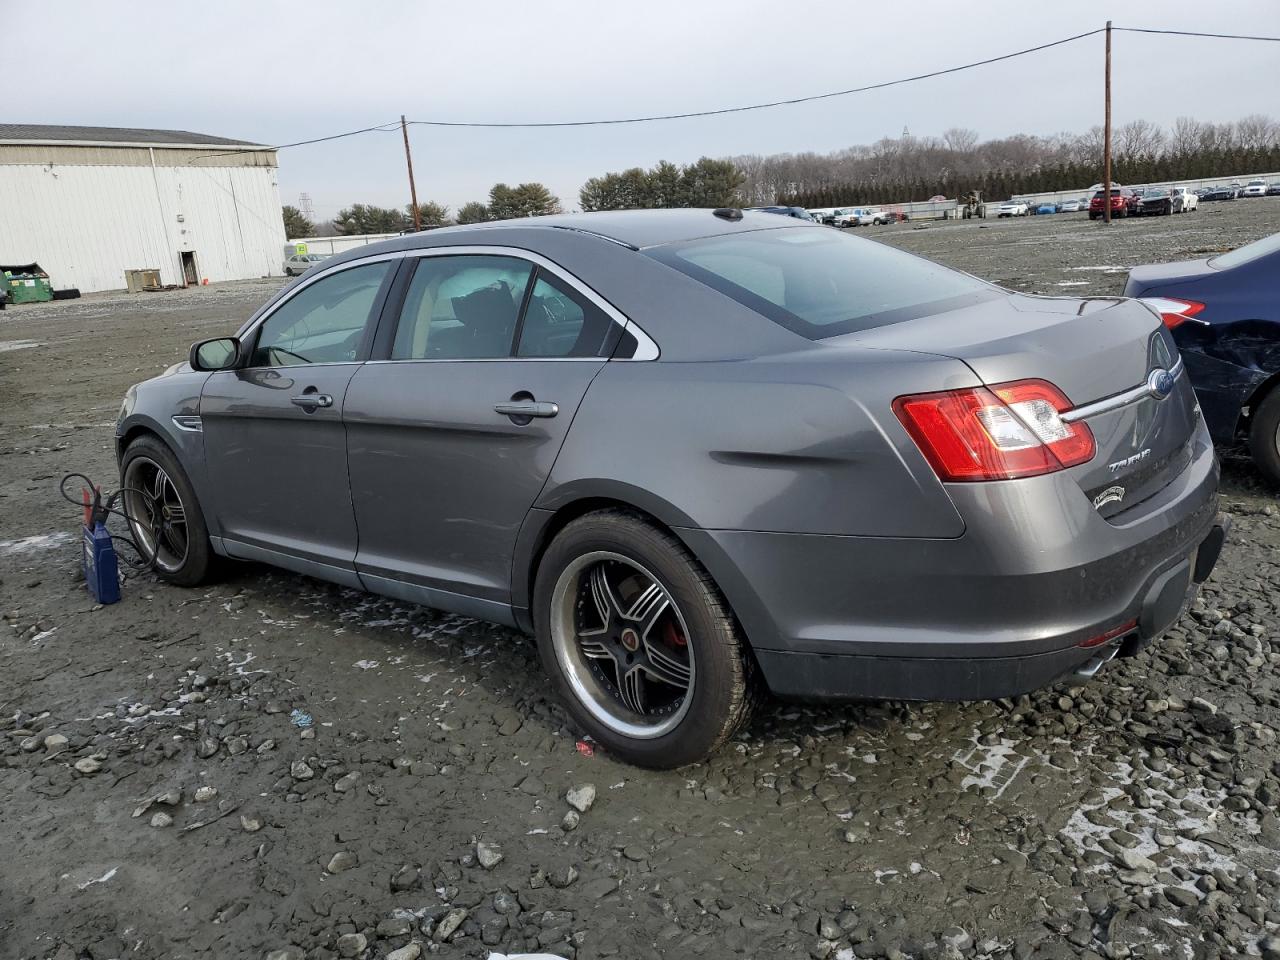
[1234,114,1279,151]
[942,127,980,154]
[1115,119,1166,158]
[1169,117,1209,156]
[723,114,1278,205]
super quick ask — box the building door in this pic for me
[180,251,197,286]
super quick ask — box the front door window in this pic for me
[253,261,391,366]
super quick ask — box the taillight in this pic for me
[893,379,1096,481]
[1137,297,1206,329]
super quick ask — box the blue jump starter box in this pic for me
[80,485,121,606]
[83,521,121,604]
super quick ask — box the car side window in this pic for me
[391,255,533,360]
[516,270,618,358]
[252,261,391,367]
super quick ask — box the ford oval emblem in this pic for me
[1147,367,1175,400]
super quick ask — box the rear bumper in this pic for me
[680,420,1222,701]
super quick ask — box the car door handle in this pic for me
[291,393,334,409]
[494,400,558,418]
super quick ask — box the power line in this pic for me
[407,28,1106,128]
[1113,27,1280,42]
[186,120,401,162]
[185,25,1280,155]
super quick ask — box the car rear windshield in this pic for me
[646,228,998,339]
[1211,231,1280,269]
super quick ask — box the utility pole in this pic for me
[401,115,421,232]
[1103,20,1112,224]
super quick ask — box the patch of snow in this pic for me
[0,531,75,556]
[952,732,1032,800]
[77,866,118,890]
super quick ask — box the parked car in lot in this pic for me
[746,206,815,221]
[283,253,328,276]
[855,208,894,226]
[1035,201,1059,215]
[1267,182,1280,197]
[1200,185,1238,202]
[1242,178,1269,198]
[996,199,1030,217]
[1058,198,1087,213]
[1089,187,1141,219]
[1126,230,1280,485]
[817,207,857,226]
[1173,186,1199,212]
[831,207,881,227]
[1137,187,1184,216]
[117,209,1225,767]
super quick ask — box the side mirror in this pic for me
[190,337,242,371]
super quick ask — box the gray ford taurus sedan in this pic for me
[117,209,1226,767]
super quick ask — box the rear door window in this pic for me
[516,270,619,358]
[391,255,534,360]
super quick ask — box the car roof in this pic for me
[397,209,809,251]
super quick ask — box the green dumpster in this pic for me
[2,262,54,304]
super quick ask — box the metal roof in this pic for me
[0,124,265,149]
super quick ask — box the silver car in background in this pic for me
[283,253,328,276]
[117,209,1225,767]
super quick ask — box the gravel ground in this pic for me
[2,201,1279,960]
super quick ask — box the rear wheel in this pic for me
[120,435,217,586]
[534,510,757,768]
[1249,386,1280,487]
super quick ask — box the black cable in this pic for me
[186,119,402,162]
[407,28,1107,128]
[1114,27,1280,42]
[175,25,1279,150]
[59,473,160,572]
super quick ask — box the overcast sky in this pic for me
[8,1,1280,219]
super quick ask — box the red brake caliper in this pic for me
[663,619,687,648]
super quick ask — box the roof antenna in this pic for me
[712,208,743,221]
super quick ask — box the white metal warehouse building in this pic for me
[0,124,285,293]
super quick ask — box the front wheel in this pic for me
[534,510,757,768]
[120,435,217,586]
[1249,386,1280,487]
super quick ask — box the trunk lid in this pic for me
[1123,257,1216,295]
[848,292,1201,516]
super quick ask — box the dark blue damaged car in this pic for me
[1125,230,1280,485]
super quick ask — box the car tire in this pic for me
[119,434,218,586]
[533,509,758,769]
[1249,386,1280,488]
